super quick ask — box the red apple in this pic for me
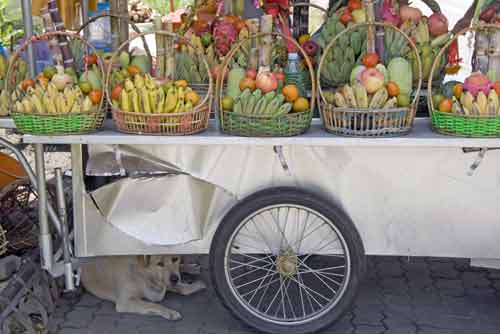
[246,68,257,80]
[360,68,385,94]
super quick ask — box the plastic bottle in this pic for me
[88,1,112,52]
[284,52,306,97]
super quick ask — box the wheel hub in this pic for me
[276,250,298,277]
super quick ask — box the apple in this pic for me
[360,68,385,94]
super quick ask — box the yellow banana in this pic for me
[47,83,58,99]
[144,74,156,90]
[163,88,177,113]
[82,96,93,113]
[15,101,24,113]
[134,74,145,89]
[44,95,57,114]
[71,100,81,113]
[130,90,140,113]
[21,99,33,113]
[124,79,135,91]
[148,89,158,113]
[31,95,44,114]
[488,90,499,116]
[120,90,130,112]
[141,88,151,113]
[185,101,193,112]
[477,92,488,115]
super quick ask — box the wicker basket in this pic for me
[428,23,500,137]
[6,32,106,135]
[106,31,213,135]
[318,17,422,137]
[217,32,315,137]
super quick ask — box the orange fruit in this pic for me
[282,84,300,102]
[21,79,35,91]
[111,85,123,101]
[453,84,463,99]
[493,81,500,96]
[438,98,453,113]
[239,77,256,91]
[387,81,400,97]
[185,90,201,106]
[292,97,310,112]
[362,52,379,68]
[89,90,103,105]
[127,65,141,76]
[175,80,188,88]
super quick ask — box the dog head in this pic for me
[137,255,181,288]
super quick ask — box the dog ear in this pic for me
[137,255,151,267]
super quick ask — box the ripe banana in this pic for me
[487,90,499,116]
[460,92,474,112]
[31,95,44,114]
[124,79,135,91]
[43,95,57,114]
[141,88,151,113]
[134,75,145,89]
[353,84,368,108]
[131,90,140,113]
[15,101,24,113]
[21,99,33,113]
[120,90,130,112]
[476,92,488,115]
[334,92,347,108]
[163,88,177,113]
[341,85,357,108]
[82,96,93,113]
[70,101,81,113]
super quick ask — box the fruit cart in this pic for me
[3,1,500,334]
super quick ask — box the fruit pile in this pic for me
[433,73,500,116]
[315,5,368,86]
[381,1,451,82]
[129,0,153,23]
[11,56,103,115]
[109,51,151,88]
[111,73,201,114]
[325,52,412,109]
[176,15,250,84]
[222,68,309,115]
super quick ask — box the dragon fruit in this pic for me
[464,72,492,97]
[213,20,237,57]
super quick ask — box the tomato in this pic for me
[362,52,379,68]
[348,0,362,11]
[21,79,36,91]
[85,54,98,66]
[111,85,123,101]
[89,90,103,105]
[340,10,353,25]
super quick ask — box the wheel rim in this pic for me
[224,204,351,326]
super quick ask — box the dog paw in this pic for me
[165,310,182,321]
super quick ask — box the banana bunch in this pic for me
[115,74,199,114]
[232,89,291,116]
[456,90,500,116]
[332,84,397,110]
[317,13,367,87]
[14,83,93,114]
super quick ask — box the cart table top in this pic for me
[21,118,500,148]
[0,117,15,129]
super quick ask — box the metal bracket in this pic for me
[273,146,291,175]
[113,145,127,177]
[462,147,500,176]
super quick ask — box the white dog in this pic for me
[81,255,206,320]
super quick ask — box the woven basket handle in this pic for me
[216,31,316,117]
[105,31,214,111]
[5,31,106,113]
[77,13,153,68]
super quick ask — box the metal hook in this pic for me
[273,146,291,176]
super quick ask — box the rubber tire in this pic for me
[210,187,366,334]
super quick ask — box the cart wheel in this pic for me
[210,187,365,334]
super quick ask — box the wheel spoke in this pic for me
[232,262,275,281]
[298,259,339,294]
[247,264,277,304]
[231,249,275,266]
[287,275,331,303]
[230,256,276,272]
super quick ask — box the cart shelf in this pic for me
[22,118,500,148]
[0,117,15,129]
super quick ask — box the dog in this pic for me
[81,255,206,320]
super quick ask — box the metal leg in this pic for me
[20,0,35,77]
[71,144,85,257]
[35,144,53,271]
[55,168,75,291]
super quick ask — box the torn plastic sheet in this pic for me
[90,174,216,245]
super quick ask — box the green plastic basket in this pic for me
[431,111,500,137]
[11,111,105,135]
[220,109,312,137]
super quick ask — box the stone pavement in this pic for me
[49,256,500,334]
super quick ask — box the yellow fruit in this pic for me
[292,97,309,112]
[175,80,188,88]
[298,34,310,46]
[222,96,234,111]
[282,84,300,102]
[185,91,200,106]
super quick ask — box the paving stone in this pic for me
[418,327,453,334]
[94,300,117,316]
[384,326,417,334]
[381,278,408,295]
[377,262,405,277]
[63,306,94,329]
[76,294,102,307]
[353,325,385,334]
[352,309,383,326]
[486,270,500,280]
[429,262,459,279]
[462,272,490,288]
